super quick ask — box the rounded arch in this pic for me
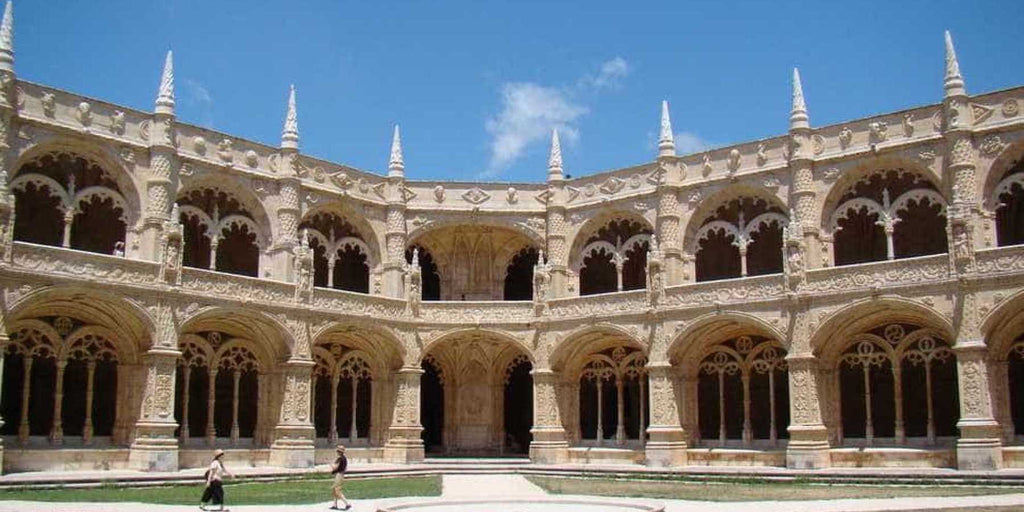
[981,138,1024,213]
[175,175,274,246]
[682,185,789,255]
[550,323,645,374]
[666,312,788,370]
[6,285,155,356]
[177,308,292,367]
[299,203,383,269]
[982,288,1024,359]
[419,328,534,366]
[310,321,405,373]
[12,139,143,227]
[567,209,653,270]
[407,217,545,250]
[819,157,943,234]
[63,324,134,364]
[810,297,954,362]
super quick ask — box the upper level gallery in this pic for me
[0,0,1021,322]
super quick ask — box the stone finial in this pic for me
[281,84,299,150]
[155,50,175,116]
[658,100,675,158]
[944,30,966,98]
[411,247,420,268]
[0,1,13,74]
[388,124,404,178]
[790,67,809,131]
[547,129,563,181]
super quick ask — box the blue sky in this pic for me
[15,1,1024,183]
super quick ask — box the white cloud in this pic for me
[484,58,629,176]
[183,78,214,127]
[484,83,586,176]
[582,57,630,91]
[674,131,715,155]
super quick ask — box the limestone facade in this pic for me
[0,4,1023,473]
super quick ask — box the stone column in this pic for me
[644,363,687,466]
[788,68,821,269]
[785,355,831,469]
[49,359,66,445]
[529,368,569,463]
[128,348,181,471]
[269,360,315,468]
[383,366,424,463]
[0,327,8,471]
[954,343,1003,469]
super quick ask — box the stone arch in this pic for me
[550,323,645,375]
[666,312,788,371]
[419,328,533,365]
[311,321,405,374]
[982,288,1024,358]
[682,185,789,255]
[810,297,954,361]
[819,158,947,266]
[5,285,154,356]
[177,308,292,366]
[567,209,653,270]
[12,139,143,227]
[300,203,382,265]
[982,139,1024,247]
[407,225,539,301]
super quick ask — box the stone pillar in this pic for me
[383,126,409,299]
[529,368,569,463]
[269,360,315,468]
[383,366,424,463]
[655,181,683,287]
[141,52,179,263]
[942,31,979,274]
[785,355,831,469]
[954,343,1003,470]
[129,348,181,471]
[272,176,301,281]
[788,68,820,270]
[644,363,687,467]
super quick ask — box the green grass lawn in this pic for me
[527,475,1024,502]
[0,475,441,505]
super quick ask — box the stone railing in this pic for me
[312,287,406,319]
[8,242,160,286]
[548,289,649,319]
[664,273,786,308]
[975,244,1024,274]
[800,253,951,294]
[418,300,535,324]
[179,267,295,305]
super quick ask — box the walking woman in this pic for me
[200,449,234,511]
[330,445,351,510]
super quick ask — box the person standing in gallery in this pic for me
[200,448,234,511]
[330,445,351,510]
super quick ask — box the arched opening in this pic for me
[406,246,440,301]
[994,157,1024,247]
[693,197,786,282]
[12,152,128,255]
[503,247,538,300]
[1,318,124,446]
[830,169,947,266]
[696,336,788,446]
[310,347,375,446]
[1005,335,1024,437]
[576,346,648,446]
[420,356,445,452]
[835,323,958,445]
[503,356,533,453]
[300,212,373,293]
[178,188,261,277]
[576,219,651,295]
[173,332,262,446]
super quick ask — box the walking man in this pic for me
[200,448,233,511]
[330,445,351,510]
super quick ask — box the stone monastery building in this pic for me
[0,2,1023,474]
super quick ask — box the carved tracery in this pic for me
[693,197,787,281]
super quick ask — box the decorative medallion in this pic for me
[462,187,490,204]
[599,176,625,195]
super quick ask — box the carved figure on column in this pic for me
[533,250,550,315]
[406,248,422,317]
[293,228,313,302]
[647,235,664,306]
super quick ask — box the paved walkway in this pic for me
[0,474,1023,511]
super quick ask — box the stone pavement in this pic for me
[0,474,1023,511]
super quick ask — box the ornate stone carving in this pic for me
[75,101,91,127]
[701,153,713,177]
[433,185,446,203]
[950,137,973,166]
[217,138,233,163]
[599,176,625,195]
[1003,99,1019,118]
[970,103,994,125]
[244,150,258,167]
[838,126,852,149]
[110,111,125,135]
[727,149,741,173]
[506,187,518,204]
[41,92,56,117]
[868,121,888,142]
[811,134,825,155]
[756,143,768,166]
[979,135,1007,157]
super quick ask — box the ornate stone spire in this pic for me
[547,129,563,181]
[388,124,404,178]
[154,50,175,116]
[0,1,13,74]
[281,84,299,150]
[944,30,966,98]
[790,67,809,131]
[658,100,675,158]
